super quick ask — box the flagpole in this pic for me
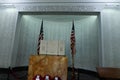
[72,54,75,80]
[70,20,76,80]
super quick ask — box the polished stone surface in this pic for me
[28,55,68,80]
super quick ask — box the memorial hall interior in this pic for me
[0,0,120,80]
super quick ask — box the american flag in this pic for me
[70,21,76,55]
[37,20,44,55]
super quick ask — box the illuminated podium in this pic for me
[28,55,68,80]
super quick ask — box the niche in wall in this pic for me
[12,12,100,71]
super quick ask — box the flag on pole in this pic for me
[37,20,44,55]
[70,21,76,80]
[70,21,76,55]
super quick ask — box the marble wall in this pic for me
[101,9,120,67]
[13,14,99,71]
[0,8,18,68]
[0,4,120,70]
